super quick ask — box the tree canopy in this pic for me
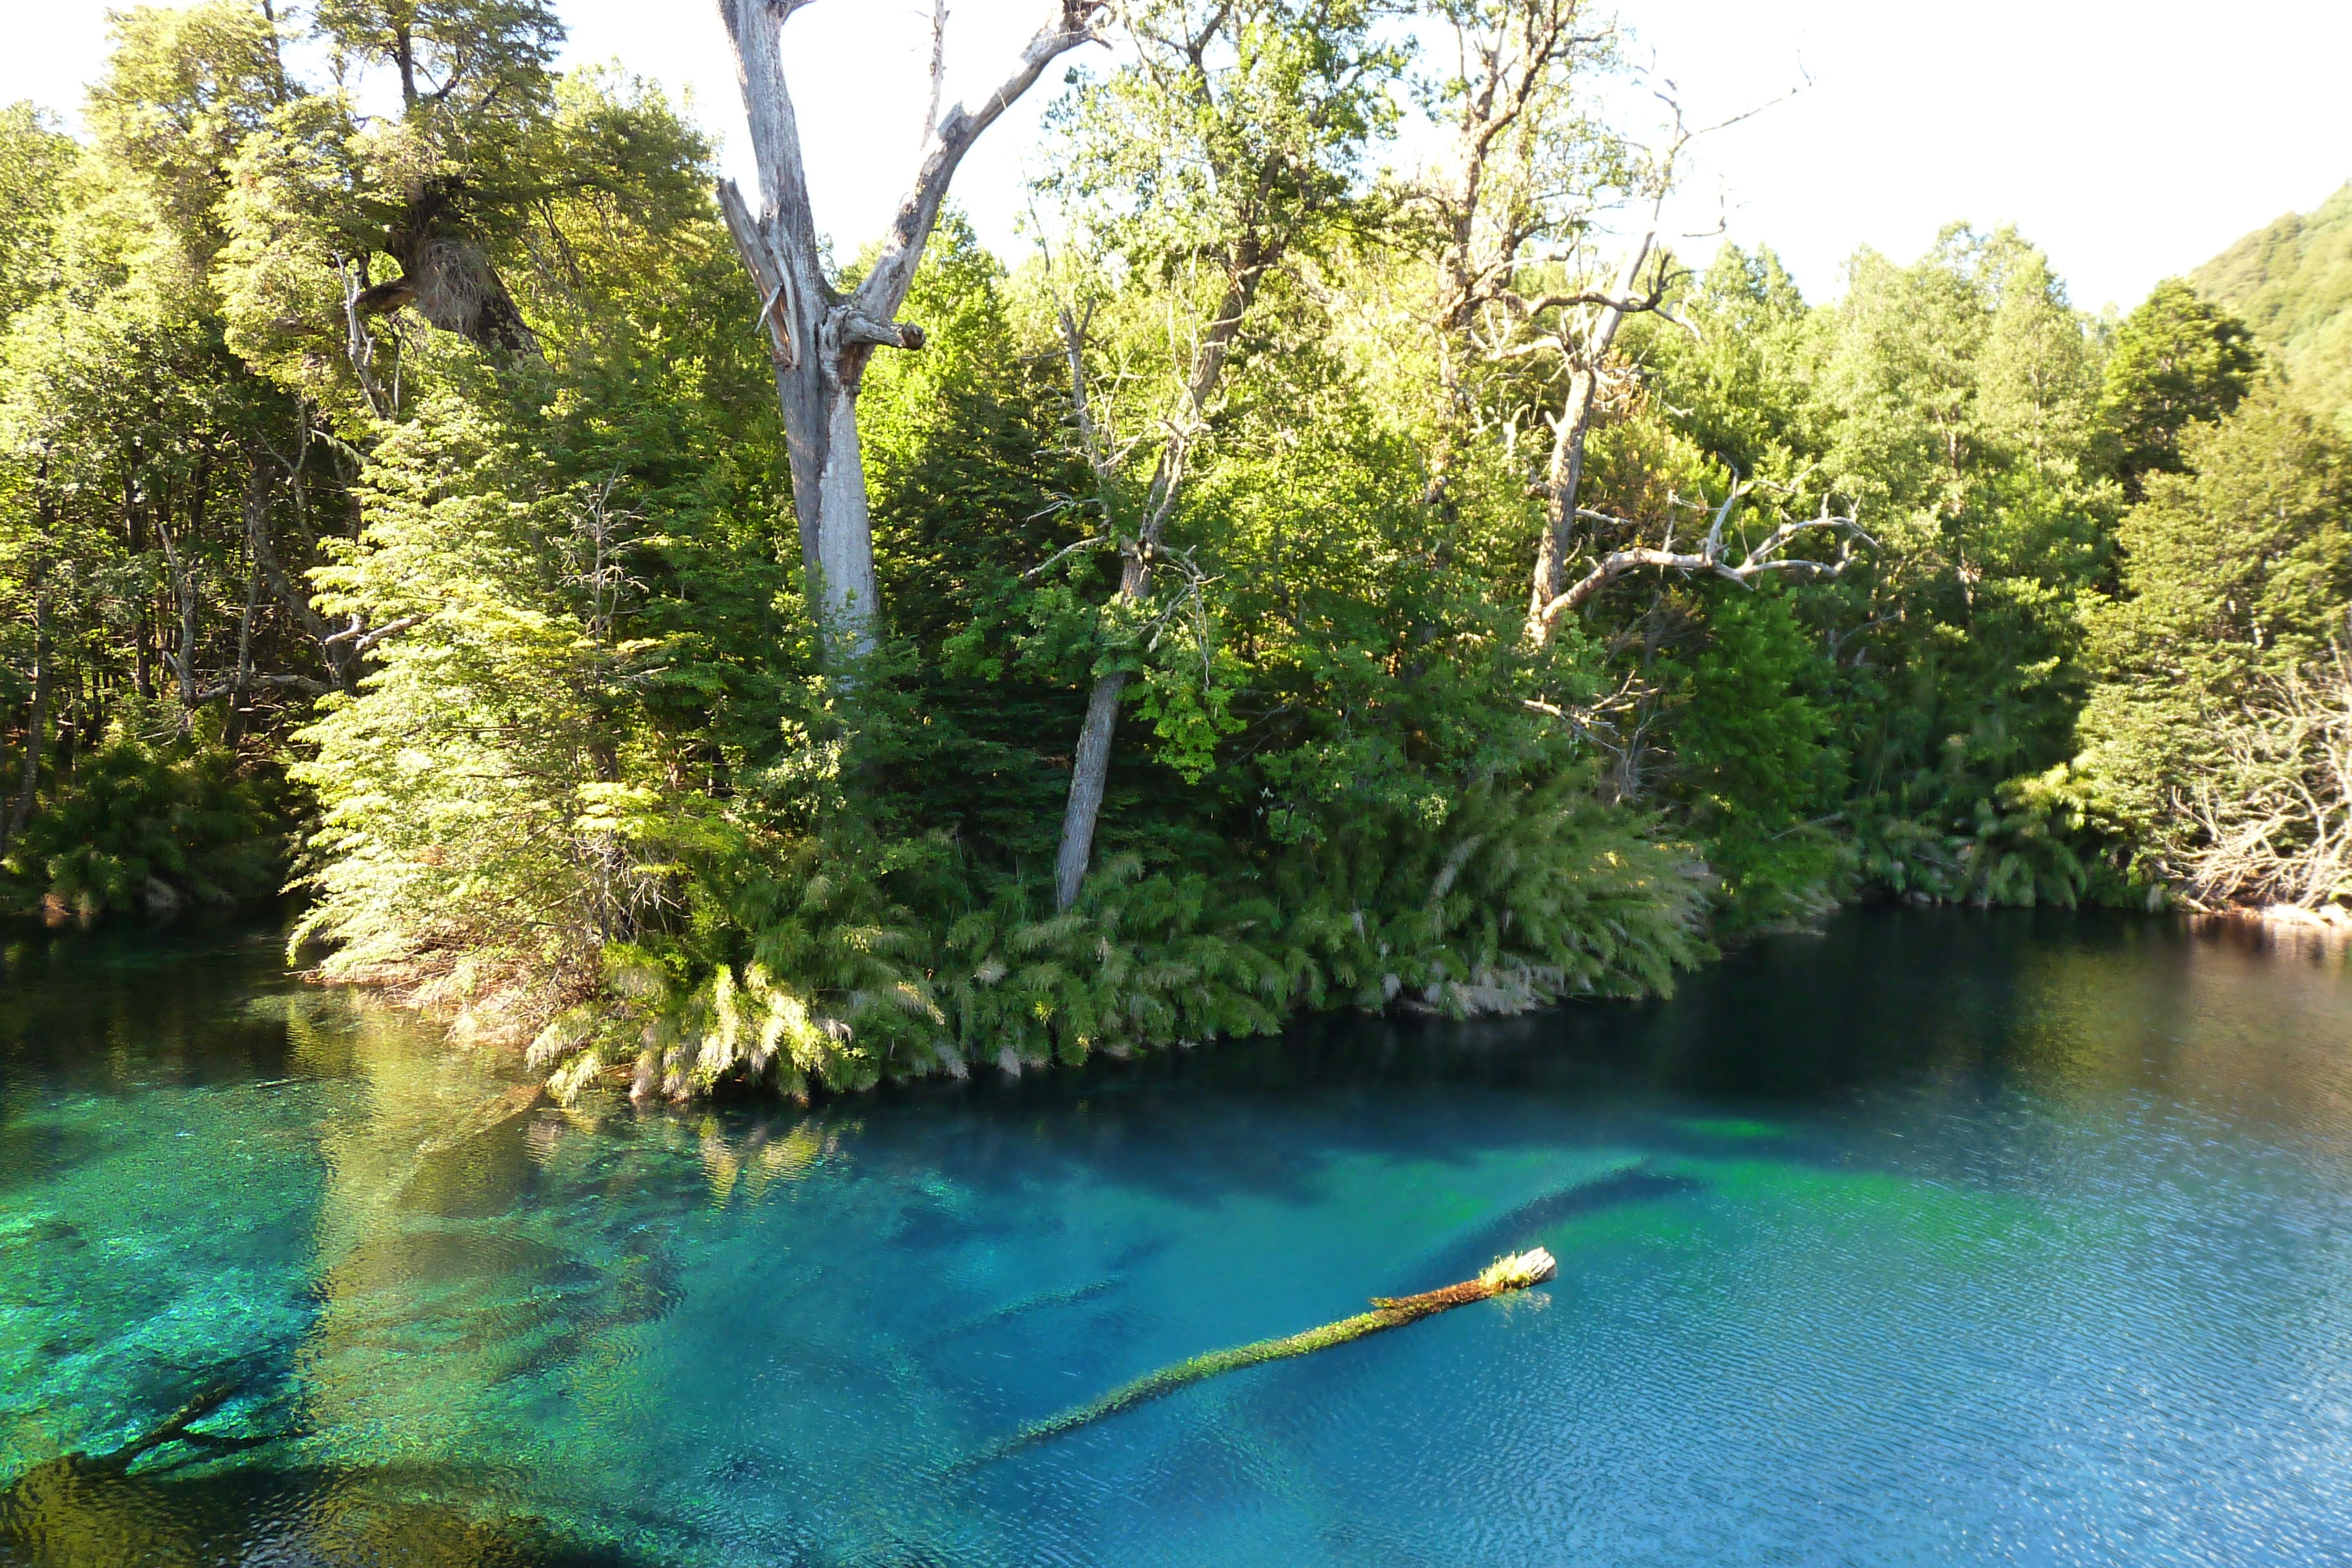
[4,1,2346,1104]
[2195,181,2352,436]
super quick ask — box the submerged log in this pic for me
[968,1248,1557,1465]
[87,1381,242,1475]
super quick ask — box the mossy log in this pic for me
[968,1248,1556,1465]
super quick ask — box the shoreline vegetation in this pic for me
[0,4,2346,1106]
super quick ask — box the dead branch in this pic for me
[919,0,949,146]
[714,0,1104,662]
[2173,646,2352,912]
[1533,477,1872,629]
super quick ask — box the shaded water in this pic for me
[3,910,2349,1565]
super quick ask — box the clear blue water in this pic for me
[3,910,2350,1566]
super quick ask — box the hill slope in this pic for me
[2194,181,2352,429]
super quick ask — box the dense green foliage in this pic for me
[1,710,281,917]
[2073,386,2352,901]
[2195,181,2352,435]
[2097,279,2262,497]
[5,3,2347,1102]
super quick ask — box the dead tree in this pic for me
[2175,643,2352,914]
[1536,475,1872,622]
[714,0,1106,668]
[1413,0,1618,505]
[1405,1,1681,643]
[1409,5,1800,645]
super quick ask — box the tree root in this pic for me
[964,1248,1556,1467]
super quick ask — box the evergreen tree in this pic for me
[2097,278,2261,499]
[2075,382,2352,854]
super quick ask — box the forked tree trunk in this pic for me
[714,0,1102,670]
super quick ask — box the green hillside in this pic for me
[2195,181,2352,430]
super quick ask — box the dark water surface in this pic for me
[3,910,2349,1566]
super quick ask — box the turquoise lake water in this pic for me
[3,909,2350,1565]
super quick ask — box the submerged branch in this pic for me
[963,1248,1556,1466]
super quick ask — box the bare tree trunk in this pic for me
[224,465,268,745]
[122,475,159,702]
[1052,262,1261,910]
[5,585,51,848]
[714,0,1102,670]
[155,517,202,724]
[1054,627,1135,910]
[1525,228,1656,642]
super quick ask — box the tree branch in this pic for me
[849,2,1107,331]
[717,176,799,369]
[919,0,948,146]
[1534,482,1872,627]
[839,311,927,351]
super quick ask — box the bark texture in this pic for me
[353,222,538,358]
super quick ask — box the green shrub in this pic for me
[3,725,284,917]
[521,776,1712,1106]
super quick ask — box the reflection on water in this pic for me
[3,910,2349,1565]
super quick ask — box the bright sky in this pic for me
[6,1,2348,314]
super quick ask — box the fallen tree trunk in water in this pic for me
[968,1248,1557,1465]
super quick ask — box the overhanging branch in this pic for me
[1534,479,1873,629]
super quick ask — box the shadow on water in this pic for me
[0,918,321,1097]
[1411,1164,1704,1287]
[730,903,2349,1200]
[0,1362,652,1568]
[657,905,2119,1216]
[0,1459,650,1568]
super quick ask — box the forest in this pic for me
[1,0,2346,1106]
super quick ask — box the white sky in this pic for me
[6,1,2348,314]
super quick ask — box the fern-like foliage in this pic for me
[524,825,949,1104]
[1269,776,1713,1015]
[524,777,1712,1106]
[3,722,283,917]
[943,857,1290,1073]
[1846,767,2092,908]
